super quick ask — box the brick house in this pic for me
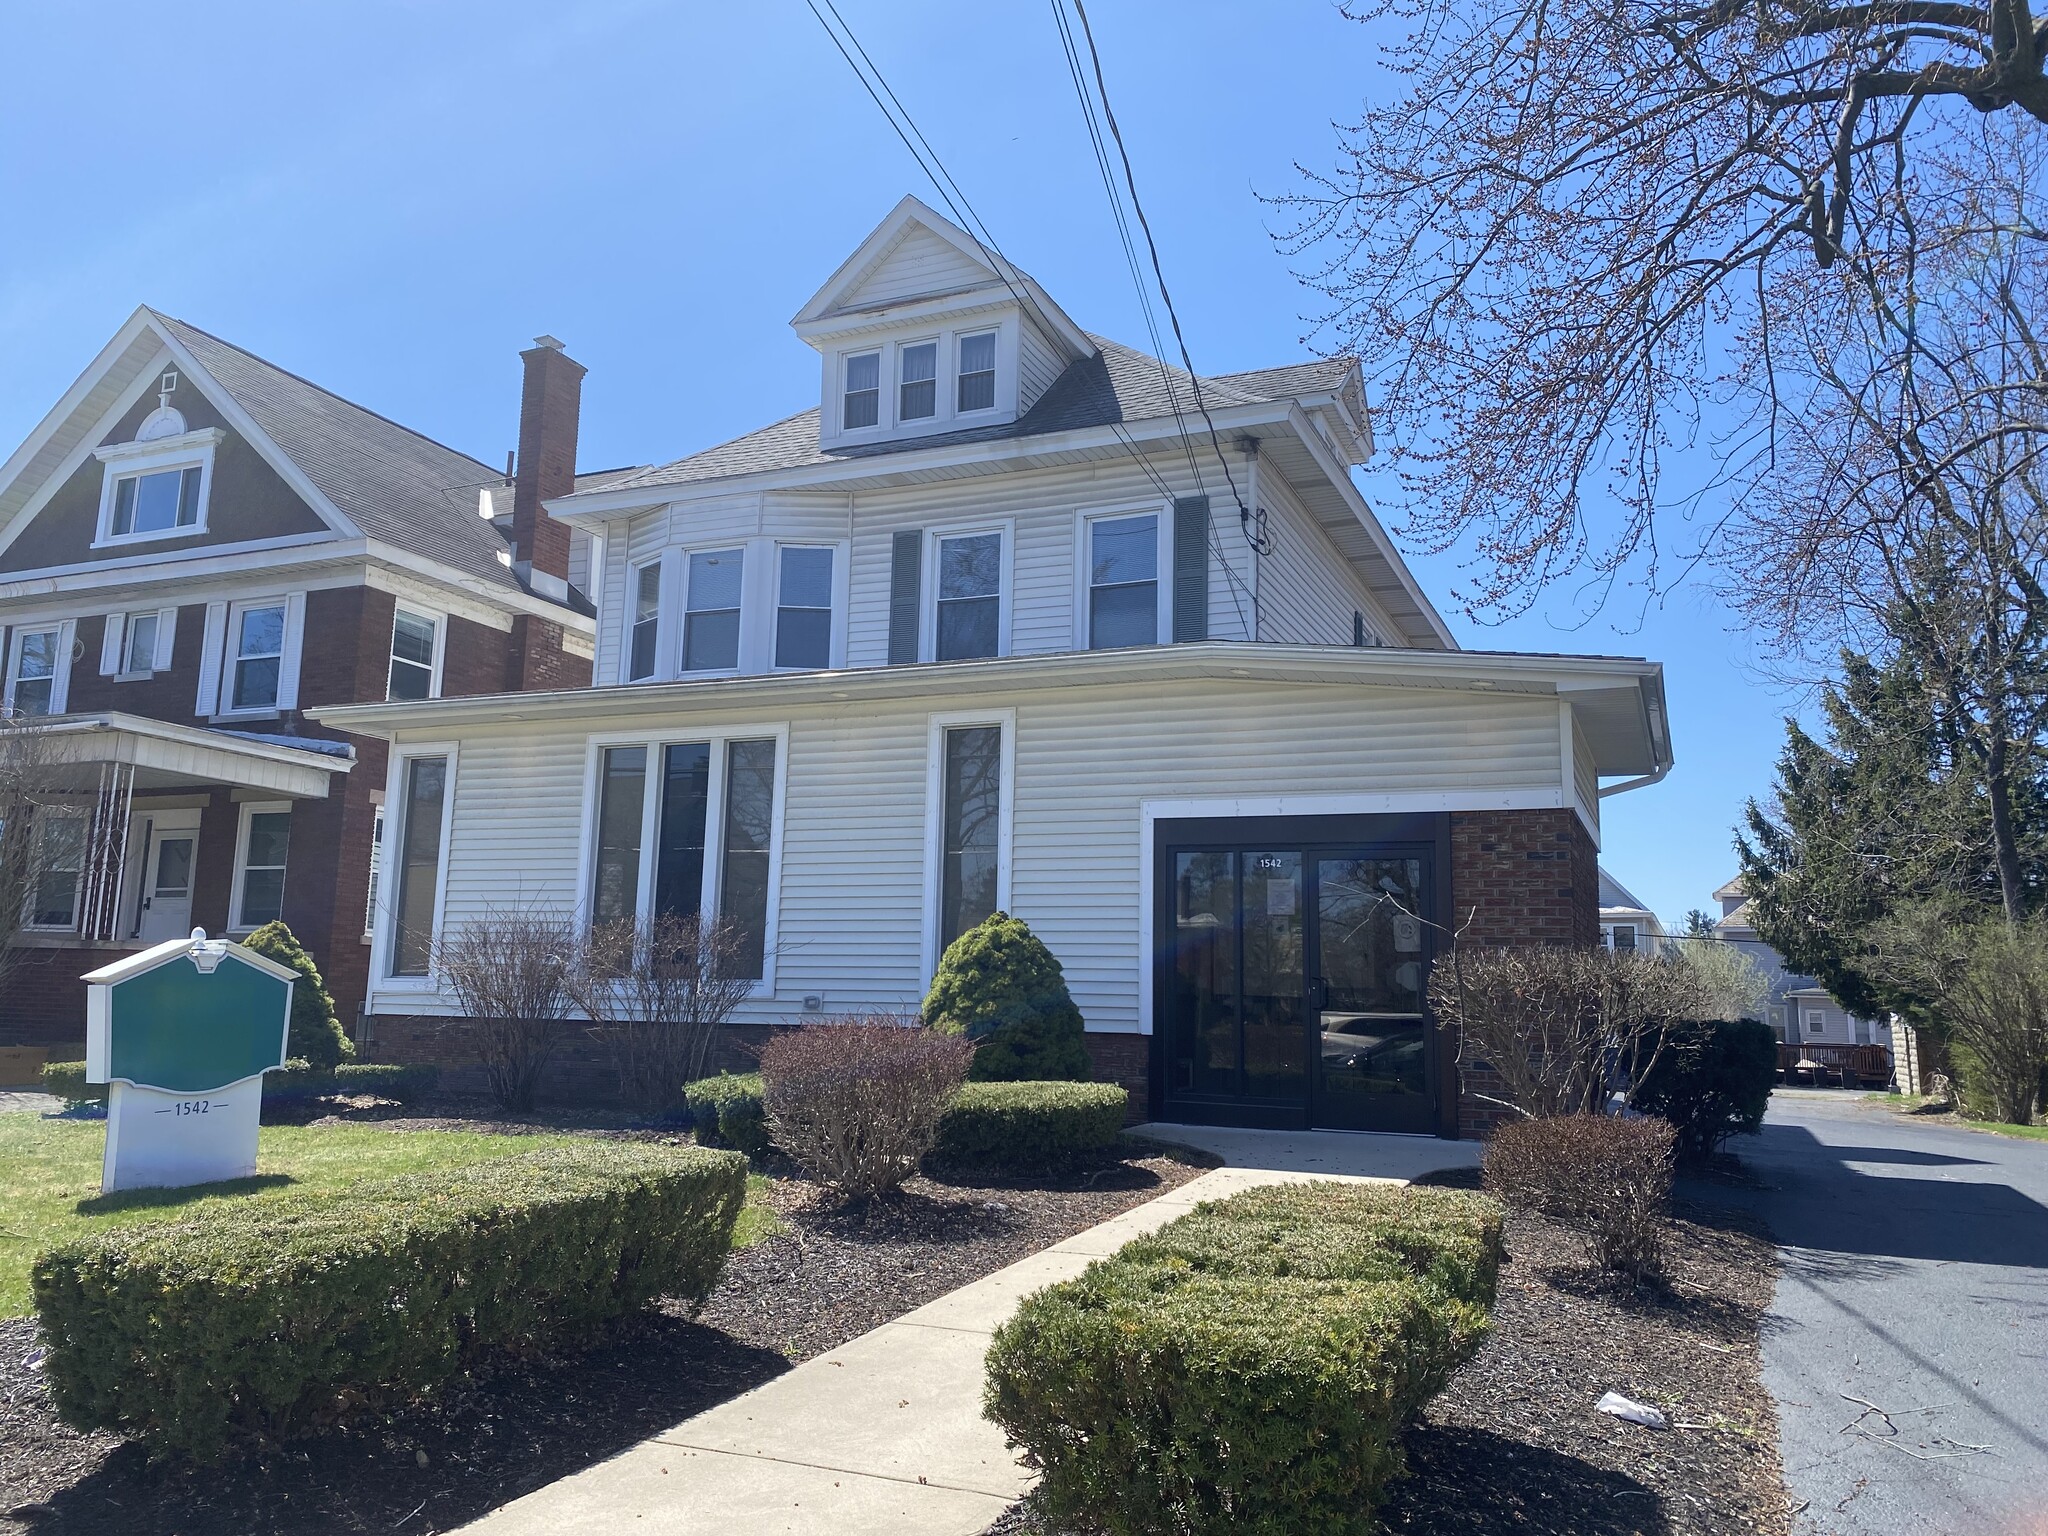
[315,196,1674,1137]
[0,309,624,1049]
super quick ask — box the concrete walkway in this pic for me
[1703,1095,2048,1535]
[454,1126,1474,1536]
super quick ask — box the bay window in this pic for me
[682,550,743,672]
[774,546,834,669]
[627,560,662,682]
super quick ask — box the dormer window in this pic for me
[92,427,221,547]
[958,332,996,413]
[843,352,881,430]
[899,342,938,422]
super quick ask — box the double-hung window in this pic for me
[774,546,834,669]
[957,332,996,413]
[899,341,938,422]
[1086,512,1162,649]
[29,815,85,930]
[92,429,218,545]
[934,531,1001,661]
[232,805,292,930]
[7,627,64,717]
[843,352,881,430]
[389,753,452,977]
[229,602,286,712]
[586,731,783,983]
[388,609,439,701]
[122,612,160,676]
[683,550,743,672]
[627,560,662,682]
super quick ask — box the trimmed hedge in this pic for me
[986,1182,1502,1535]
[1633,1017,1778,1160]
[684,1072,771,1158]
[32,1142,747,1461]
[929,1081,1127,1168]
[38,1060,439,1109]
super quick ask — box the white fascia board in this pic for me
[310,639,1663,744]
[791,287,1014,344]
[360,542,595,632]
[0,307,161,524]
[541,399,1309,525]
[1280,401,1456,650]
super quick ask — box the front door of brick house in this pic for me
[1154,815,1450,1136]
[133,811,201,945]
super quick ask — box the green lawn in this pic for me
[1870,1094,2048,1142]
[0,1111,776,1318]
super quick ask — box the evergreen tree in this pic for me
[923,912,1091,1082]
[240,920,354,1068]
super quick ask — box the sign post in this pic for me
[83,928,295,1193]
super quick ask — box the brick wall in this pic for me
[1084,1031,1150,1123]
[1446,806,1600,1137]
[0,946,128,1048]
[511,615,593,693]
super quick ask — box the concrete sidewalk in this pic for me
[453,1127,1474,1536]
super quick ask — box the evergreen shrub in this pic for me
[240,921,353,1069]
[928,1081,1127,1168]
[985,1182,1502,1536]
[1632,1017,1778,1159]
[923,912,1090,1081]
[31,1142,746,1461]
[684,1071,771,1158]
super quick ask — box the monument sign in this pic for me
[83,929,295,1192]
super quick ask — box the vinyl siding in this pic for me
[1571,711,1599,840]
[368,676,1564,1032]
[1253,465,1402,647]
[839,226,994,308]
[1018,322,1063,414]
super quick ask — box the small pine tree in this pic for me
[240,920,353,1069]
[923,912,1090,1082]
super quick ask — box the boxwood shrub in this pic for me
[684,1071,771,1158]
[1632,1017,1779,1161]
[985,1182,1503,1535]
[31,1142,747,1461]
[38,1060,439,1109]
[928,1081,1127,1169]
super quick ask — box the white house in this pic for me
[315,196,1674,1139]
[1598,868,1669,956]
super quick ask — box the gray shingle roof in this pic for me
[590,338,1362,497]
[153,312,534,596]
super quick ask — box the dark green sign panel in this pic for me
[105,957,291,1094]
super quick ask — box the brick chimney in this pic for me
[511,334,584,599]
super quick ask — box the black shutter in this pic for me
[1353,610,1366,647]
[888,529,923,665]
[1172,496,1210,643]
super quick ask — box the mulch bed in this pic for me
[0,1115,1212,1536]
[986,1170,1789,1536]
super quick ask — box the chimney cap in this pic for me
[531,334,567,352]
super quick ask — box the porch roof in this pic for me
[37,713,351,799]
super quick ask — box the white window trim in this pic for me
[214,593,304,719]
[919,708,1016,983]
[1072,502,1172,651]
[371,742,460,988]
[21,809,88,933]
[388,604,448,702]
[228,800,293,934]
[622,554,667,684]
[921,520,1014,664]
[955,328,1000,417]
[90,429,223,548]
[678,546,747,677]
[364,800,385,942]
[894,336,942,427]
[5,620,74,716]
[771,540,850,672]
[574,722,790,997]
[837,347,885,437]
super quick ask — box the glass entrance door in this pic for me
[1161,835,1439,1133]
[1310,855,1435,1133]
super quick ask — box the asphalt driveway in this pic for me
[1702,1094,2048,1535]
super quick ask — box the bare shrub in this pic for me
[568,913,758,1118]
[1427,944,1714,1119]
[760,1018,974,1200]
[435,905,577,1113]
[0,716,71,999]
[1485,1115,1675,1283]
[1871,907,2048,1125]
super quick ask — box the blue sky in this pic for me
[0,1,1805,926]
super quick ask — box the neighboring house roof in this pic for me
[589,338,1362,498]
[1713,875,1746,902]
[148,312,538,596]
[1598,866,1655,915]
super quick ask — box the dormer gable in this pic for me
[793,196,1093,450]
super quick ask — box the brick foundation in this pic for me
[1083,1031,1150,1123]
